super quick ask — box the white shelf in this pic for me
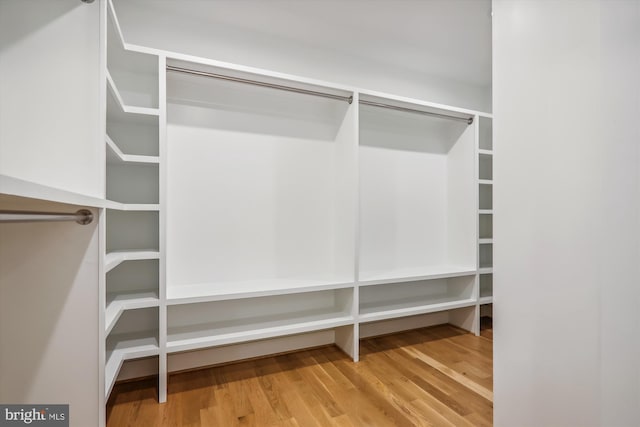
[479,179,493,185]
[107,71,159,116]
[0,174,105,208]
[479,238,493,244]
[105,291,159,335]
[167,278,354,305]
[359,296,477,323]
[167,310,354,353]
[105,331,159,398]
[358,266,477,287]
[478,267,493,274]
[104,200,160,211]
[106,135,159,164]
[105,250,160,273]
[479,296,493,305]
[478,149,493,156]
[479,209,493,215]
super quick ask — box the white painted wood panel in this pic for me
[0,1,103,197]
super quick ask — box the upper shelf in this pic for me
[167,277,355,305]
[358,266,477,287]
[107,1,158,110]
[0,174,105,208]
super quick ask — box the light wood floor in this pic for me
[107,323,493,426]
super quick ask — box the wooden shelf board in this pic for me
[358,266,476,287]
[105,291,159,335]
[479,179,493,185]
[359,297,476,323]
[478,149,493,155]
[166,310,354,353]
[105,250,160,273]
[107,71,159,117]
[106,135,159,164]
[105,332,158,398]
[479,209,493,215]
[478,267,493,275]
[479,238,493,244]
[167,278,354,305]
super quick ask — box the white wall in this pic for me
[0,0,103,197]
[0,196,101,427]
[493,1,640,426]
[111,0,491,112]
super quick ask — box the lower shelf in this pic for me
[359,297,477,323]
[105,331,159,398]
[167,311,354,354]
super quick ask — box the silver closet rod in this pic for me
[167,65,353,104]
[359,100,474,125]
[0,209,93,225]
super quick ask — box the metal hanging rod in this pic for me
[359,100,474,125]
[0,209,93,225]
[167,65,353,104]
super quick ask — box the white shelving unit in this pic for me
[477,117,493,326]
[100,1,494,408]
[102,0,162,404]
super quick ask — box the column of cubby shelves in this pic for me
[356,94,479,339]
[103,2,161,401]
[477,116,493,329]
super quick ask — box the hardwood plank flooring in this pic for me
[107,324,493,426]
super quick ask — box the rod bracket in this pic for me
[75,209,94,225]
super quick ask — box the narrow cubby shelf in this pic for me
[106,135,159,165]
[478,296,493,305]
[105,308,159,398]
[478,179,493,185]
[107,71,159,116]
[478,267,493,274]
[479,209,493,215]
[167,288,354,353]
[104,201,160,211]
[479,183,493,210]
[358,266,476,287]
[105,291,159,335]
[479,273,493,299]
[105,331,159,397]
[479,238,493,244]
[479,243,493,269]
[105,250,160,273]
[478,149,493,156]
[167,279,354,305]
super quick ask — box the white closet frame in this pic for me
[101,0,494,406]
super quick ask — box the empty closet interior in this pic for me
[100,0,495,403]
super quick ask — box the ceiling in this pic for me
[116,0,492,88]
